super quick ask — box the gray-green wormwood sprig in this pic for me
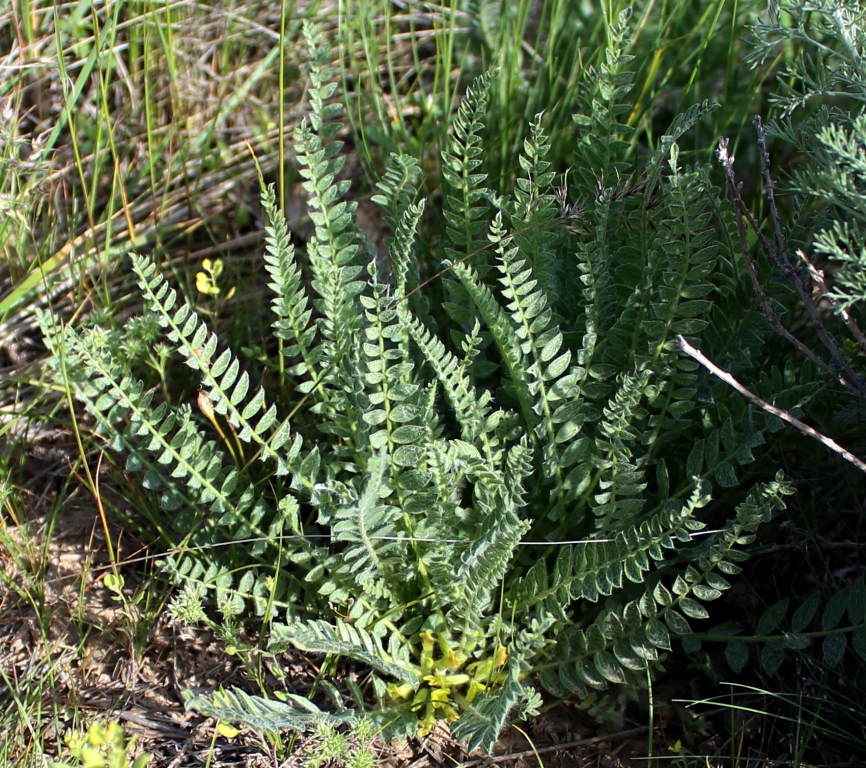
[41,18,797,754]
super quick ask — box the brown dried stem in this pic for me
[677,336,866,475]
[716,131,866,401]
[797,247,866,356]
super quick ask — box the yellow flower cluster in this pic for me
[387,632,509,736]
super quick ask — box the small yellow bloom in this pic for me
[387,682,414,701]
[493,644,508,667]
[466,679,486,702]
[443,705,460,723]
[430,687,451,703]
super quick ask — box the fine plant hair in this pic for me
[41,18,805,753]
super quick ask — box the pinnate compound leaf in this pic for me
[41,30,808,752]
[268,620,414,684]
[451,668,527,753]
[183,688,354,733]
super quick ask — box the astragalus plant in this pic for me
[40,18,794,753]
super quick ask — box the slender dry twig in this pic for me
[754,116,794,275]
[716,137,845,383]
[716,134,866,400]
[753,116,866,392]
[797,247,866,356]
[677,335,866,474]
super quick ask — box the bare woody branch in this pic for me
[677,335,866,475]
[716,131,866,401]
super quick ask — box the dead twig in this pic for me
[754,116,866,393]
[677,335,866,474]
[796,247,866,356]
[716,127,866,401]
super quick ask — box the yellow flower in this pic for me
[466,679,486,702]
[387,682,414,701]
[493,643,508,667]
